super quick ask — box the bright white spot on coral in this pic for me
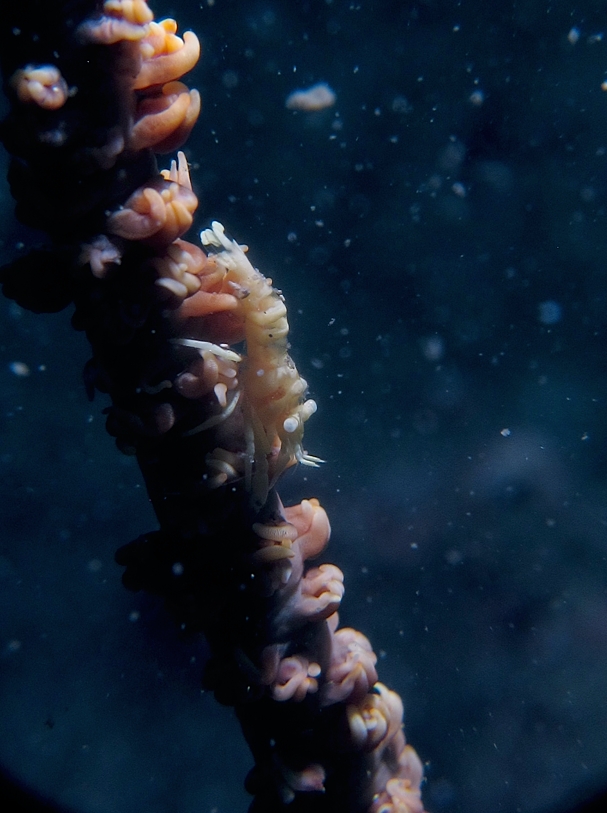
[214,382,228,407]
[172,337,241,362]
[283,417,299,433]
[300,400,317,420]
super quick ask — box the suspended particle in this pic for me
[286,82,336,111]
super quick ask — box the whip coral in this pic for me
[0,1,427,811]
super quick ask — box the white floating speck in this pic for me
[9,361,30,377]
[421,335,444,361]
[538,300,562,325]
[286,82,336,111]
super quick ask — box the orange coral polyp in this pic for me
[273,655,320,702]
[132,82,200,153]
[135,20,201,90]
[80,0,153,43]
[369,743,425,813]
[177,289,239,319]
[297,563,344,622]
[323,628,378,707]
[11,65,69,110]
[166,239,208,274]
[283,499,331,560]
[78,15,149,45]
[153,89,200,154]
[157,192,197,245]
[160,150,193,188]
[107,180,198,249]
[140,17,179,58]
[107,150,198,247]
[105,0,154,25]
[175,352,239,401]
[79,235,122,279]
[108,186,165,240]
[151,239,207,304]
[172,243,242,319]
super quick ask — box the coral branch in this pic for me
[0,2,427,811]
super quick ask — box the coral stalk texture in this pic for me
[0,2,426,811]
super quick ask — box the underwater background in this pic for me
[2,0,607,811]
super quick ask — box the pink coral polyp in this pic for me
[132,82,200,153]
[135,19,200,90]
[11,65,69,110]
